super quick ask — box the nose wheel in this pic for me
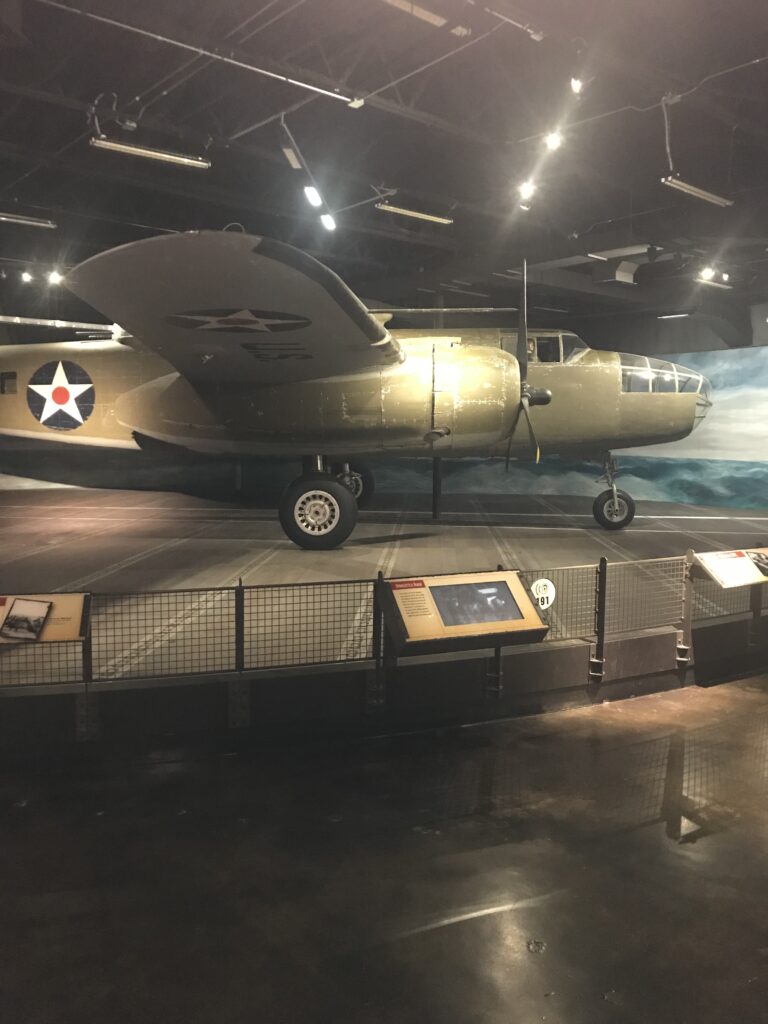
[593,454,636,530]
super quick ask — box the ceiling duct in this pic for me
[593,258,639,285]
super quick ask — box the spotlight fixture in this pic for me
[518,179,536,201]
[544,131,562,151]
[0,212,57,229]
[320,213,336,231]
[304,185,323,208]
[721,272,730,282]
[570,77,583,94]
[375,201,453,225]
[90,135,211,169]
[699,266,715,281]
[660,175,733,207]
[21,270,34,282]
[47,270,63,285]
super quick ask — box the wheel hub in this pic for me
[294,490,340,535]
[605,497,628,522]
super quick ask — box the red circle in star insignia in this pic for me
[52,386,70,405]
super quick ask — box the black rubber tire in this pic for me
[330,460,376,509]
[279,473,358,549]
[593,488,636,530]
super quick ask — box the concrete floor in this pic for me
[2,677,768,1023]
[1,481,767,594]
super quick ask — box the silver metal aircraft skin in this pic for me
[0,232,712,548]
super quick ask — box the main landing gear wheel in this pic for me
[331,461,375,508]
[279,474,358,550]
[593,489,636,530]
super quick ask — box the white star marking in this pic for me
[182,310,305,331]
[28,362,93,425]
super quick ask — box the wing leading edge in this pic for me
[66,232,403,387]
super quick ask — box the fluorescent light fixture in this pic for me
[587,253,609,261]
[281,146,302,170]
[699,266,715,281]
[375,201,453,225]
[657,313,690,319]
[47,270,63,284]
[21,270,33,282]
[438,283,490,298]
[320,213,336,230]
[544,130,562,151]
[90,135,211,169]
[570,77,583,94]
[0,212,57,229]
[382,0,446,27]
[660,175,733,207]
[519,203,531,211]
[518,179,536,201]
[304,185,323,208]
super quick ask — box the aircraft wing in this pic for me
[66,232,403,387]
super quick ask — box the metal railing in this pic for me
[0,555,763,689]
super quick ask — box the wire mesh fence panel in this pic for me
[244,581,374,669]
[0,641,83,687]
[91,590,236,681]
[605,557,686,635]
[520,564,597,641]
[691,578,754,621]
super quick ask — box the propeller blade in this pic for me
[516,256,528,383]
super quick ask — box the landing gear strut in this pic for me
[279,456,374,549]
[593,454,636,530]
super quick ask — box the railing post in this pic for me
[589,556,608,681]
[677,551,694,667]
[366,573,387,712]
[749,582,764,647]
[234,578,245,673]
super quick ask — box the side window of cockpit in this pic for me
[536,336,561,362]
[0,372,17,395]
[561,333,586,362]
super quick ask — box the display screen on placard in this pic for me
[430,581,523,627]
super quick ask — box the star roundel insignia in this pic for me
[27,361,95,431]
[165,308,312,333]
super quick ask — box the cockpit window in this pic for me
[532,337,561,362]
[561,333,587,362]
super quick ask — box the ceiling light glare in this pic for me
[47,270,63,285]
[699,266,715,281]
[544,130,562,151]
[518,179,536,201]
[570,77,583,94]
[320,213,336,231]
[304,185,323,208]
[21,270,34,282]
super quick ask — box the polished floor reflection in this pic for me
[1,677,768,1023]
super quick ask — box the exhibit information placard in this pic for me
[381,571,548,654]
[694,548,768,589]
[0,593,90,644]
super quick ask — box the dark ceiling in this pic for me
[1,0,767,344]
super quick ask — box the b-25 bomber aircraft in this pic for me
[0,231,712,549]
